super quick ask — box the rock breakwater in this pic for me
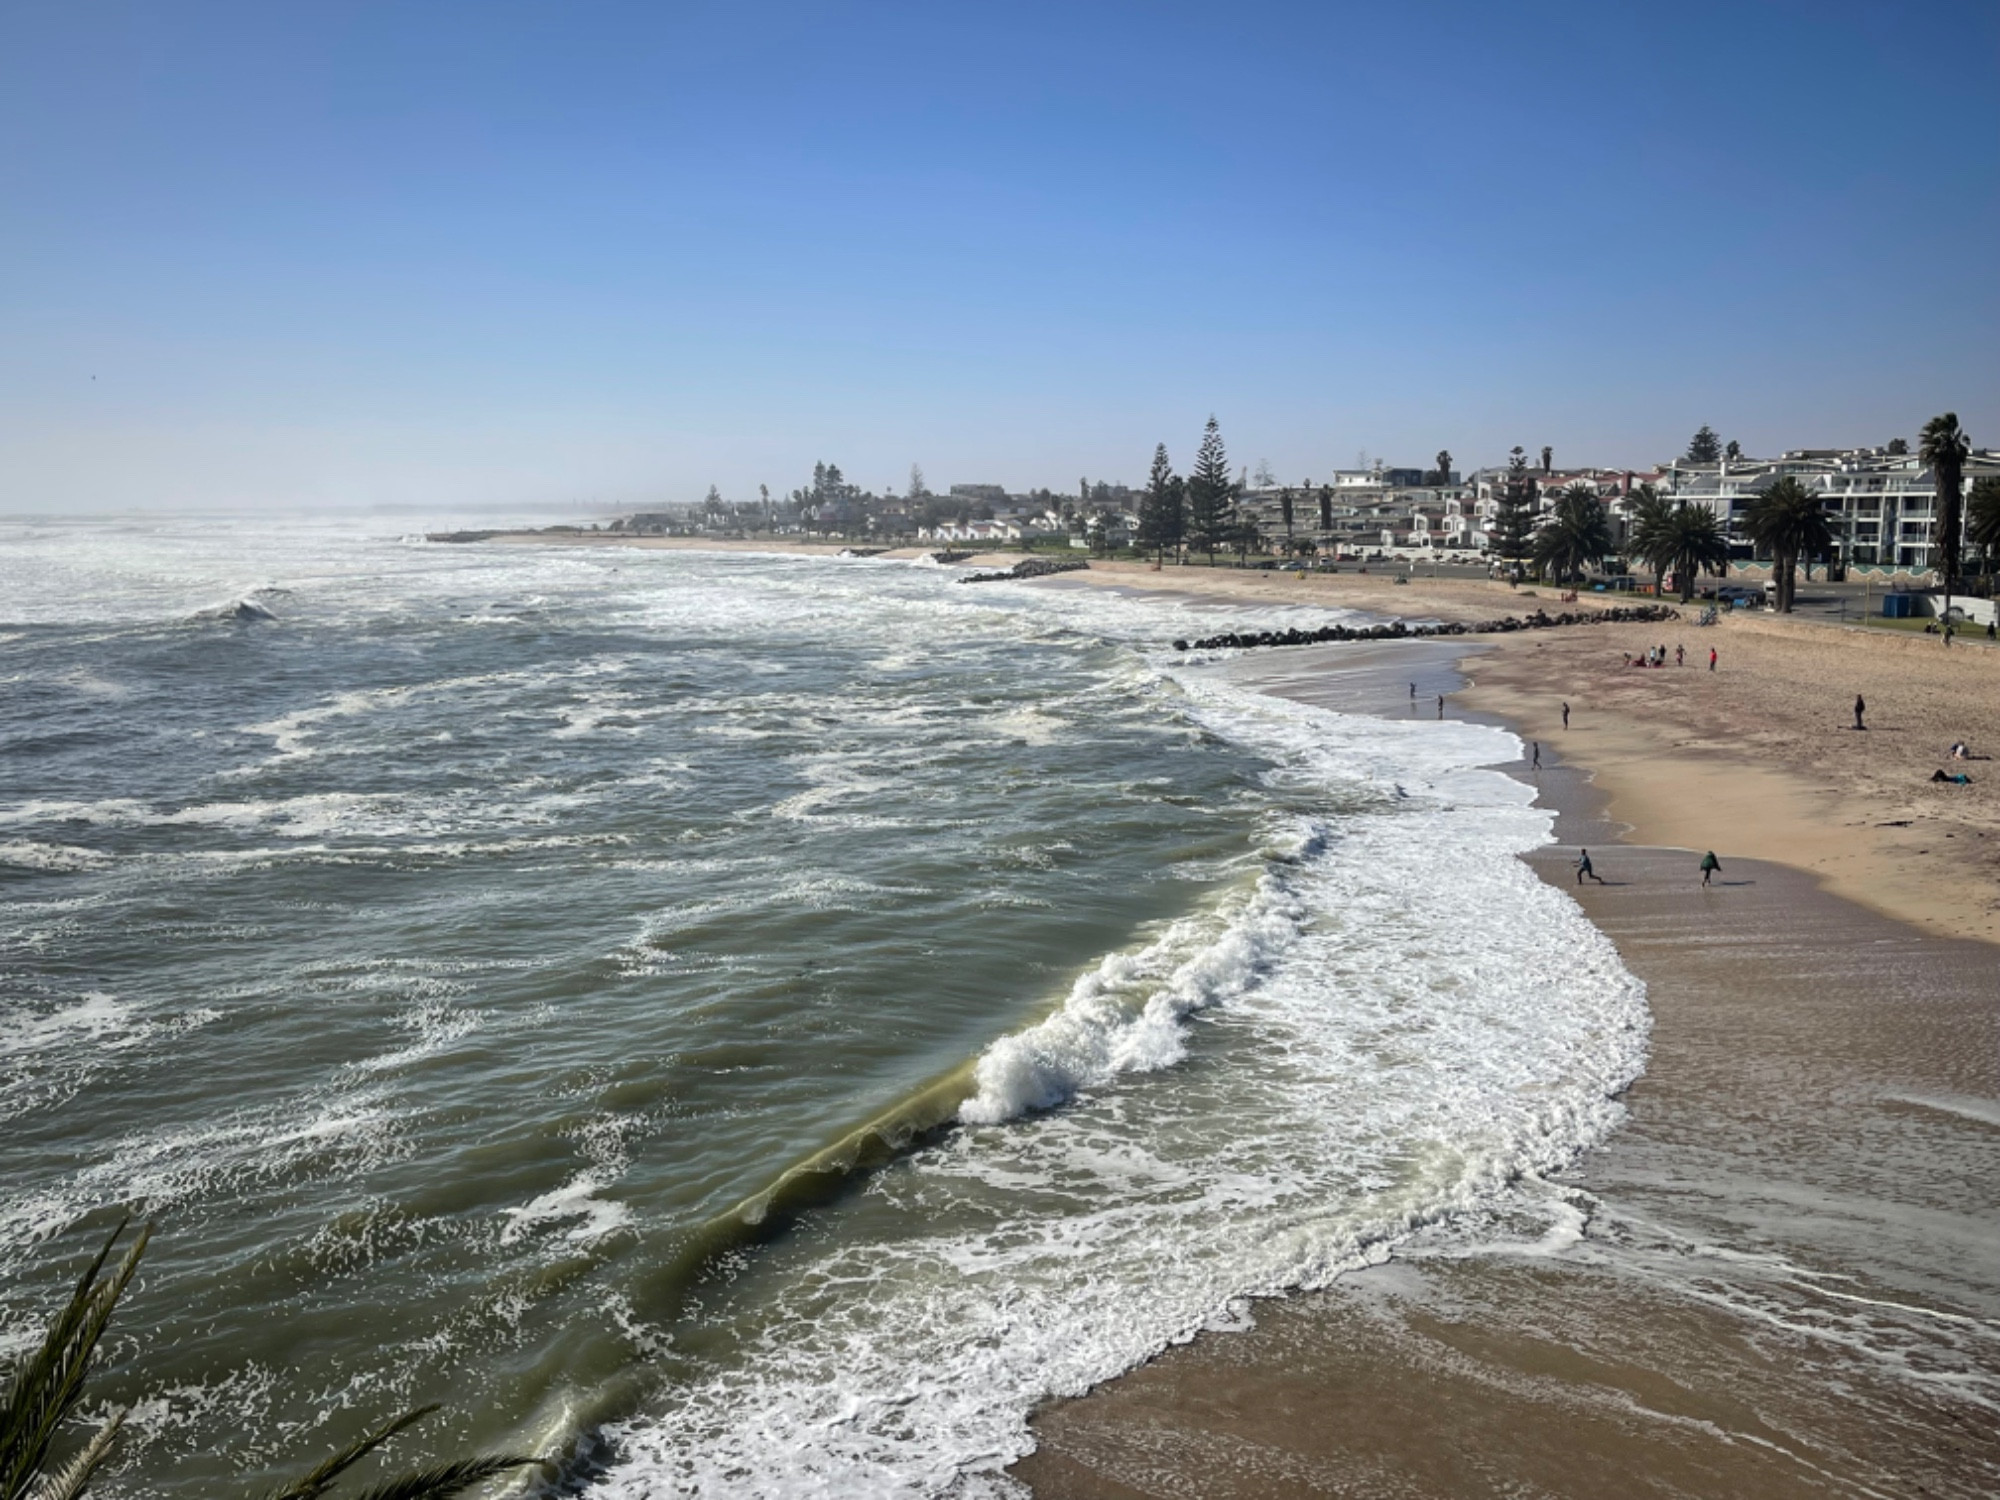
[1171,603,1679,653]
[960,558,1091,584]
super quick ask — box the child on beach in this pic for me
[1709,647,1717,671]
[1700,850,1720,886]
[1575,848,1604,884]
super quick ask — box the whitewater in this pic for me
[0,518,1646,1498]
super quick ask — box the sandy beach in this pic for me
[1012,639,2000,1499]
[989,560,2000,1497]
[473,535,2000,1494]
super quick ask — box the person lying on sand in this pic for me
[1931,769,1972,785]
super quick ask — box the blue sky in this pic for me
[3,0,1996,511]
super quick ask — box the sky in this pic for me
[3,0,1997,513]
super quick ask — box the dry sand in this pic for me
[1456,614,2000,945]
[1014,664,2000,1500]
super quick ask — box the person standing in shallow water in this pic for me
[1701,850,1721,886]
[1854,694,1866,731]
[1531,741,1541,769]
[1561,701,1570,730]
[1437,694,1444,720]
[1575,848,1604,884]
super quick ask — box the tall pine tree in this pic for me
[1187,416,1234,564]
[1685,425,1722,464]
[1491,446,1539,577]
[1139,444,1184,563]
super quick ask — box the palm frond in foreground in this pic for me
[4,1222,545,1500]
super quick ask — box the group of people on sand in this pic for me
[1621,643,1716,671]
[1623,643,1683,669]
[1933,740,1980,785]
[1573,848,1724,887]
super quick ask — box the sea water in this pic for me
[0,518,1646,1498]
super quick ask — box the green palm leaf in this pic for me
[25,1409,125,1500]
[1,1220,149,1500]
[264,1407,439,1500]
[347,1455,542,1500]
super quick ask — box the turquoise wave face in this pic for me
[0,524,1645,1499]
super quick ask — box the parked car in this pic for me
[1716,585,1762,608]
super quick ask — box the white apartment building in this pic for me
[1665,449,2000,571]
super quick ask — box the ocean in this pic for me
[0,518,1647,1498]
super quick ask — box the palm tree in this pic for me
[1622,484,1674,591]
[1742,477,1834,612]
[1635,503,1731,602]
[3,1223,542,1500]
[1532,483,1612,583]
[1966,476,2000,591]
[1919,412,1972,639]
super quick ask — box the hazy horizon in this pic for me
[4,0,1996,514]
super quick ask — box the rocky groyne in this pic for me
[1171,603,1679,653]
[960,558,1091,584]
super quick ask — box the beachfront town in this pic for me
[603,423,2000,594]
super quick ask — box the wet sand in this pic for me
[1012,645,2000,1499]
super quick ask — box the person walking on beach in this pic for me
[1531,741,1541,769]
[1676,643,1685,667]
[1561,701,1570,730]
[1854,694,1867,731]
[1700,850,1721,887]
[1709,647,1717,671]
[1575,848,1604,885]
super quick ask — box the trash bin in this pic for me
[1881,594,1915,619]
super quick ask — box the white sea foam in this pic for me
[0,1093,404,1255]
[499,1172,634,1246]
[0,991,140,1057]
[0,840,111,871]
[586,677,1650,1499]
[958,864,1301,1124]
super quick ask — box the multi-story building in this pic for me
[1664,449,2000,572]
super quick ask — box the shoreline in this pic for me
[465,534,2000,1493]
[465,535,2000,948]
[1013,637,2000,1498]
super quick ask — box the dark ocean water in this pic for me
[0,520,1645,1497]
